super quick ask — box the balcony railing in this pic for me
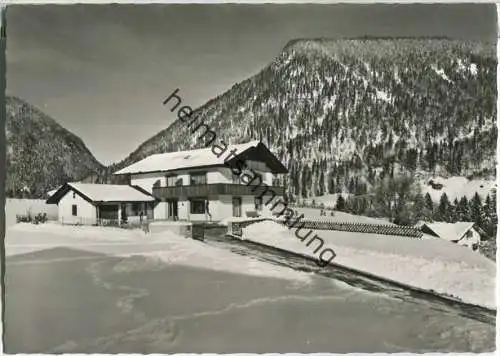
[152,183,285,199]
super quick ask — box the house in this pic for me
[46,182,158,225]
[416,221,484,250]
[113,140,288,222]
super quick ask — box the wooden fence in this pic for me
[274,218,423,238]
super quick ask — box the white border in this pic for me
[0,1,497,356]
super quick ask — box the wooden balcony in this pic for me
[152,183,285,199]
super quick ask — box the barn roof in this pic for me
[418,221,476,242]
[46,183,156,204]
[113,140,288,175]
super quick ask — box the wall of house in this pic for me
[178,199,189,220]
[130,166,275,190]
[58,191,97,225]
[154,201,168,220]
[130,172,166,193]
[128,163,282,222]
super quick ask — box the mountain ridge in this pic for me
[6,37,497,202]
[112,37,497,201]
[5,95,106,198]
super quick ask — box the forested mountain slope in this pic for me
[115,38,497,200]
[6,96,105,198]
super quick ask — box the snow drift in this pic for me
[242,220,496,309]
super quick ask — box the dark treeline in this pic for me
[289,175,497,239]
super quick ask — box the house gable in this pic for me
[46,183,95,205]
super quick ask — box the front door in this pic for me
[167,199,178,220]
[232,197,242,217]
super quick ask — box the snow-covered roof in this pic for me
[46,182,156,204]
[419,222,476,242]
[47,188,59,197]
[114,140,287,175]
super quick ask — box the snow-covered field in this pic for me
[420,176,496,202]
[290,176,496,206]
[290,207,394,225]
[6,222,312,284]
[5,199,58,228]
[298,193,350,208]
[242,220,496,309]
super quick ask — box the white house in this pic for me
[46,182,157,225]
[113,140,288,222]
[417,221,484,250]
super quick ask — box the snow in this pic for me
[242,220,496,309]
[47,188,59,197]
[219,216,267,226]
[431,65,453,83]
[420,176,496,202]
[288,207,394,226]
[63,183,156,202]
[6,222,313,284]
[114,140,261,175]
[5,198,59,228]
[7,222,148,244]
[470,63,478,76]
[418,222,475,242]
[375,89,391,103]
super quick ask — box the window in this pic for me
[190,198,206,214]
[132,202,141,215]
[190,172,207,185]
[166,175,178,187]
[255,197,263,211]
[466,230,473,238]
[72,192,76,199]
[232,174,241,184]
[72,205,78,216]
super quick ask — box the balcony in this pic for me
[152,183,285,199]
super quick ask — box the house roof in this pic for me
[418,221,476,242]
[113,140,288,175]
[46,182,156,204]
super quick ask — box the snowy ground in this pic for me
[5,198,58,228]
[5,221,496,353]
[289,207,394,225]
[298,193,350,208]
[242,221,496,309]
[420,176,496,202]
[6,222,312,283]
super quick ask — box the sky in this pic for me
[6,3,497,164]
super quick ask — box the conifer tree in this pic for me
[451,198,460,222]
[424,193,434,219]
[335,195,346,212]
[437,193,451,222]
[457,196,471,221]
[470,192,484,227]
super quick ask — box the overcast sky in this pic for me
[6,3,497,164]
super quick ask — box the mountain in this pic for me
[5,96,105,198]
[115,37,497,200]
